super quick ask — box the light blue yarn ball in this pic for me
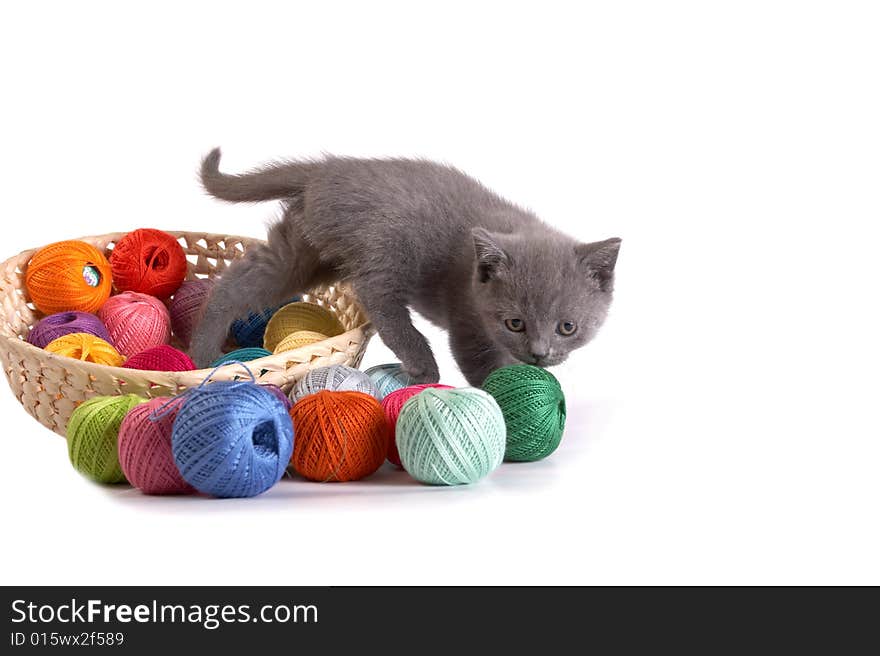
[210,347,272,368]
[290,364,380,404]
[396,387,506,486]
[171,382,294,498]
[364,362,416,399]
[231,297,300,348]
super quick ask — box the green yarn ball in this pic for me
[482,364,566,462]
[67,394,147,484]
[396,387,506,486]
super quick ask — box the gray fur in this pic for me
[192,149,621,385]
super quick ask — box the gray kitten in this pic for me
[192,149,621,386]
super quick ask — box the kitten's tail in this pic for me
[200,148,313,202]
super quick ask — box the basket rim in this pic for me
[0,230,372,383]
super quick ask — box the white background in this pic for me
[1,1,878,585]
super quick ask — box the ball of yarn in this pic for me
[110,228,187,299]
[45,333,125,367]
[290,391,389,482]
[290,365,380,405]
[263,302,344,352]
[273,330,328,354]
[365,362,416,398]
[27,311,111,349]
[67,394,146,483]
[122,345,195,371]
[97,291,171,357]
[261,384,292,411]
[381,384,454,466]
[231,296,299,349]
[172,382,294,498]
[211,347,272,368]
[117,397,195,495]
[25,240,112,314]
[168,279,213,348]
[396,387,505,486]
[482,364,566,462]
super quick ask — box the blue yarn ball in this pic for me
[210,347,272,368]
[231,297,300,348]
[171,382,294,498]
[364,362,416,398]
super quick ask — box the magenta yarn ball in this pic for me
[97,291,171,357]
[27,311,112,349]
[122,345,196,371]
[117,397,195,495]
[168,279,213,348]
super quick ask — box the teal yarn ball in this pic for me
[396,387,505,485]
[210,347,272,368]
[364,362,415,398]
[171,381,294,498]
[482,364,566,462]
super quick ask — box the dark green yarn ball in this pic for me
[482,364,566,462]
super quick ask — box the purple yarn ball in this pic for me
[261,384,292,412]
[27,311,112,349]
[168,279,214,349]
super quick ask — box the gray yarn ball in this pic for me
[289,365,381,404]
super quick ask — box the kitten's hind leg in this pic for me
[353,281,440,384]
[190,212,326,368]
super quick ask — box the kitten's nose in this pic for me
[529,342,549,360]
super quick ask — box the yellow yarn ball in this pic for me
[263,302,344,352]
[273,330,329,354]
[45,332,125,367]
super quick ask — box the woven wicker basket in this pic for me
[0,231,375,436]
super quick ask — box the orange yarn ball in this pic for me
[110,229,188,298]
[44,332,125,367]
[97,292,171,357]
[25,240,112,314]
[290,391,390,482]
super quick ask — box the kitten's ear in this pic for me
[472,228,509,282]
[576,238,621,291]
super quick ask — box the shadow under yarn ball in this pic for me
[25,240,113,315]
[289,391,389,482]
[67,394,147,484]
[396,388,506,486]
[109,228,188,299]
[482,364,566,462]
[290,364,380,405]
[27,311,111,349]
[118,397,195,496]
[97,291,171,358]
[364,362,416,398]
[171,382,294,498]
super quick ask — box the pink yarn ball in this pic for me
[382,383,454,466]
[98,292,171,357]
[122,345,196,371]
[168,279,213,348]
[118,397,195,495]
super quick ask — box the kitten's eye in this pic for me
[505,318,525,332]
[557,321,577,336]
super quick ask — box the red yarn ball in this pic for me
[382,384,454,466]
[98,291,171,357]
[122,345,195,371]
[110,229,187,299]
[118,397,195,495]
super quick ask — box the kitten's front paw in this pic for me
[403,360,440,385]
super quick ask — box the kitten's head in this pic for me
[471,227,621,368]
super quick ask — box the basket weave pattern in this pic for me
[0,231,374,436]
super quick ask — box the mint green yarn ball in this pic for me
[482,364,566,462]
[396,387,505,485]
